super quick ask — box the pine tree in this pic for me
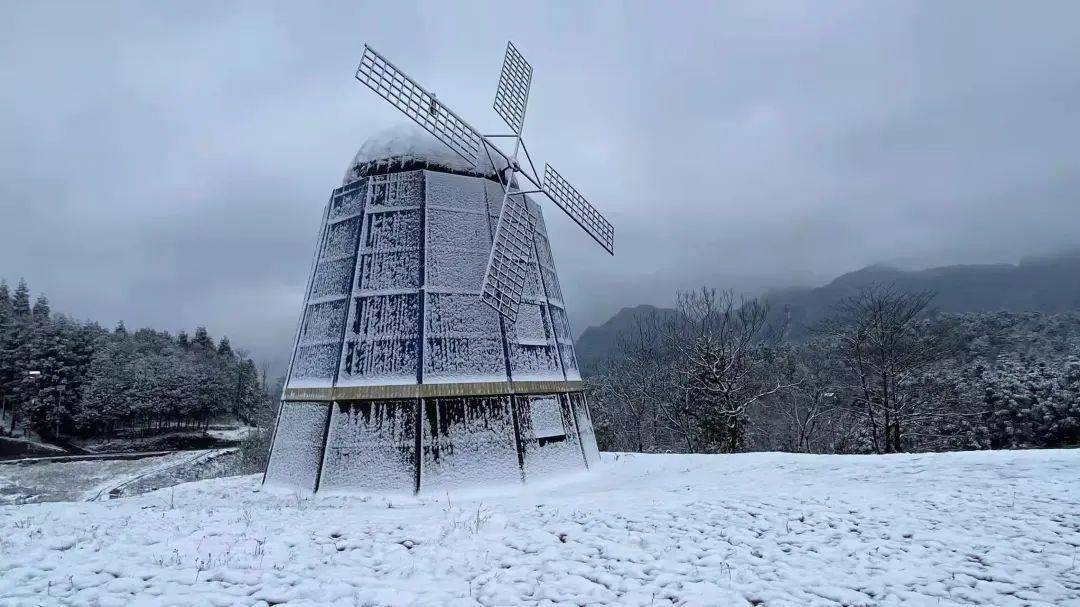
[79,338,135,435]
[0,287,266,438]
[21,315,57,435]
[0,280,10,320]
[192,326,214,351]
[236,358,270,424]
[0,280,12,432]
[217,336,234,357]
[12,279,30,316]
[1,280,34,434]
[190,350,228,428]
[32,294,50,320]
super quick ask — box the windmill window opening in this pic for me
[529,397,565,440]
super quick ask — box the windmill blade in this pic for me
[493,42,533,135]
[356,45,485,167]
[480,190,536,322]
[542,164,615,255]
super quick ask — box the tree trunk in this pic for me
[865,398,881,453]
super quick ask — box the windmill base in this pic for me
[263,385,600,494]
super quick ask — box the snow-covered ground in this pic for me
[1,450,1078,606]
[206,427,255,443]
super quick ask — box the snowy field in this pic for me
[1,450,1078,606]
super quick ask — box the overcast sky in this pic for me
[3,1,1079,372]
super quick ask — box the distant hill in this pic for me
[575,252,1080,375]
[765,252,1080,339]
[574,304,678,375]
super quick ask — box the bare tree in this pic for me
[818,285,958,453]
[657,362,699,453]
[588,312,670,452]
[762,342,836,452]
[665,288,791,452]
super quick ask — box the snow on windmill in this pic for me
[263,42,613,493]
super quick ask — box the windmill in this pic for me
[262,43,608,494]
[355,42,615,322]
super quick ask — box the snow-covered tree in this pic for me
[31,294,50,320]
[11,279,30,317]
[817,286,960,453]
[762,340,858,453]
[588,311,671,452]
[217,336,233,357]
[0,281,11,320]
[977,355,1080,449]
[0,276,268,439]
[192,326,214,351]
[666,288,788,453]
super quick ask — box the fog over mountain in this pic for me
[575,252,1080,373]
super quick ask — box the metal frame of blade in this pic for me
[480,184,536,322]
[353,41,615,321]
[356,45,485,167]
[542,164,615,255]
[493,42,533,135]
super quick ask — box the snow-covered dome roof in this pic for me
[343,124,506,185]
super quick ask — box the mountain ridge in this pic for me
[574,252,1080,374]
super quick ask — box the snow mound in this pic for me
[343,124,506,184]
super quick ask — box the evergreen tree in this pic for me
[79,336,135,435]
[0,281,14,432]
[0,280,10,320]
[1,280,34,434]
[230,358,265,423]
[192,326,214,351]
[0,287,258,438]
[12,279,30,316]
[32,294,50,320]
[217,336,234,357]
[191,352,229,427]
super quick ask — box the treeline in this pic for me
[588,285,1080,455]
[0,278,271,439]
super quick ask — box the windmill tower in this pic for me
[263,43,614,494]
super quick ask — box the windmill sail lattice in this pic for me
[493,42,532,134]
[542,164,615,255]
[354,42,613,321]
[356,46,484,167]
[480,191,535,321]
[263,42,611,495]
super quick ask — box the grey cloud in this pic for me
[3,0,1079,373]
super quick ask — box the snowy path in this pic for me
[1,450,1078,606]
[81,449,234,502]
[0,452,201,505]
